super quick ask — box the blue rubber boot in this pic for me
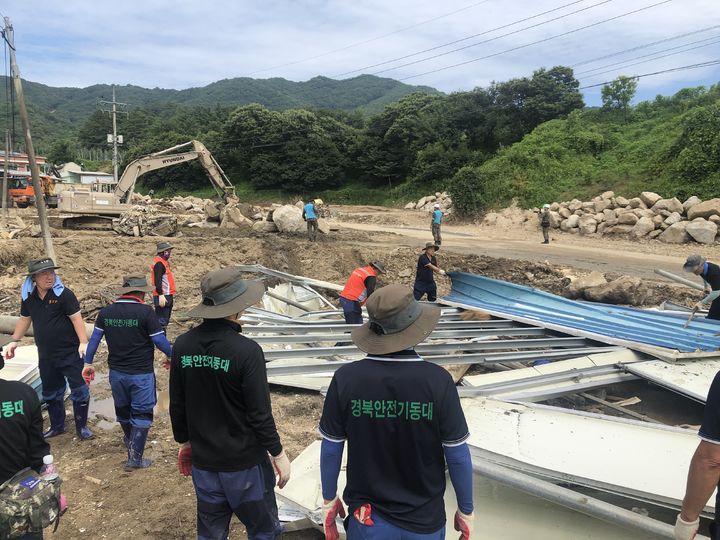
[125,427,153,470]
[73,400,94,440]
[120,422,131,448]
[43,400,66,438]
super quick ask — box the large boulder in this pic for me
[567,271,607,298]
[317,218,331,235]
[594,199,611,213]
[686,219,718,244]
[631,216,655,238]
[549,211,562,228]
[221,205,253,230]
[582,276,645,305]
[404,202,416,209]
[614,196,630,207]
[633,209,655,219]
[618,213,638,226]
[568,199,583,212]
[416,196,428,208]
[578,216,597,235]
[550,202,561,211]
[203,200,222,222]
[607,224,635,235]
[600,191,615,200]
[272,205,306,234]
[558,207,572,219]
[687,198,720,221]
[659,221,690,244]
[664,212,683,225]
[566,214,580,228]
[603,209,617,221]
[627,197,646,209]
[251,220,279,233]
[683,196,702,214]
[651,197,683,215]
[639,192,662,207]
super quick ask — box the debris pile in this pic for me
[544,191,720,244]
[404,192,454,213]
[0,215,34,239]
[113,206,179,237]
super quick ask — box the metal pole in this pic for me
[469,446,691,540]
[2,130,8,217]
[654,269,705,291]
[111,86,118,183]
[5,17,55,260]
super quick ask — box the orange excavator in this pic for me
[6,171,59,208]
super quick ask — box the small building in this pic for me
[61,170,115,185]
[0,151,48,173]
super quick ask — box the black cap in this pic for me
[370,261,386,274]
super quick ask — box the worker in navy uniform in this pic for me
[676,369,720,539]
[169,267,291,540]
[0,334,51,540]
[684,254,720,321]
[413,242,446,302]
[319,284,474,540]
[4,257,93,440]
[82,276,173,470]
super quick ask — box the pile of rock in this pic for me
[404,192,453,213]
[114,206,179,237]
[546,191,720,244]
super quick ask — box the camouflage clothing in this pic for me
[0,468,62,538]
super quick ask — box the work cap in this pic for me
[683,254,705,272]
[434,203,441,208]
[187,267,265,319]
[156,241,174,254]
[113,275,153,296]
[351,284,440,355]
[423,241,439,251]
[370,261,386,274]
[543,204,551,209]
[27,257,60,276]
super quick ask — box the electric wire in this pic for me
[398,0,675,81]
[578,59,720,89]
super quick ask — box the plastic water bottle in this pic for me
[42,455,58,482]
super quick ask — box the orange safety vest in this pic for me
[340,266,378,304]
[150,256,177,296]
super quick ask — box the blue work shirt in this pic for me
[304,202,317,220]
[432,210,442,225]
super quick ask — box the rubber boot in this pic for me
[43,400,66,438]
[120,422,131,448]
[73,400,94,440]
[125,427,153,470]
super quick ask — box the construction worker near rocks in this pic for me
[0,335,52,540]
[150,241,176,330]
[540,204,552,244]
[431,202,443,246]
[338,261,386,324]
[4,258,93,440]
[81,276,173,470]
[675,367,720,540]
[319,284,474,540]
[169,267,291,540]
[414,242,446,302]
[683,254,720,321]
[302,199,319,242]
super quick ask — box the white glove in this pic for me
[78,342,88,359]
[158,295,168,308]
[3,341,18,359]
[269,449,291,488]
[454,510,474,540]
[674,514,699,539]
[440,269,447,276]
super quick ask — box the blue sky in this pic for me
[2,0,719,106]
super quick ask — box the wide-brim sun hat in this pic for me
[156,241,174,254]
[113,275,154,296]
[683,254,704,272]
[351,284,441,355]
[27,257,60,276]
[370,261,386,274]
[423,241,439,251]
[187,267,265,319]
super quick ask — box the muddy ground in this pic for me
[0,205,712,539]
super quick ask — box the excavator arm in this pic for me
[114,140,235,203]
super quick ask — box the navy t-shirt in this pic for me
[94,298,165,374]
[20,287,81,361]
[319,350,470,533]
[415,254,437,284]
[699,370,720,521]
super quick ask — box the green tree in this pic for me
[46,139,77,164]
[601,75,638,122]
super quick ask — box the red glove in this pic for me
[454,510,474,540]
[322,497,346,540]
[162,358,171,370]
[177,445,192,476]
[82,365,95,385]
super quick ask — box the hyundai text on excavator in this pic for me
[56,140,235,229]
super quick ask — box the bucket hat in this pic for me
[433,203,441,209]
[187,267,265,319]
[370,261,386,274]
[351,284,440,355]
[683,254,705,272]
[156,241,174,254]
[113,275,153,296]
[27,257,60,276]
[423,241,439,251]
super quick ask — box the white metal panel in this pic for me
[626,359,720,403]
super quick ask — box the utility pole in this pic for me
[2,130,8,218]
[99,86,127,183]
[4,17,55,260]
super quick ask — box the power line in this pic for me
[399,0,675,81]
[245,0,495,76]
[335,0,602,78]
[578,59,720,89]
[571,24,720,67]
[576,35,720,77]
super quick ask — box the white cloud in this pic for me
[5,0,719,104]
